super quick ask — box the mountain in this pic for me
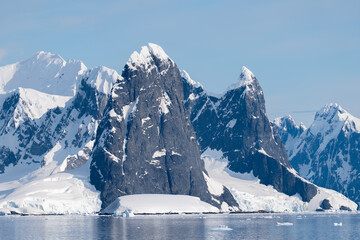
[90,44,238,210]
[0,63,120,214]
[183,66,319,202]
[0,46,356,214]
[275,104,360,205]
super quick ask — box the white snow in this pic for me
[82,66,122,94]
[149,159,160,166]
[277,222,293,226]
[102,194,219,215]
[16,88,71,119]
[237,66,256,87]
[0,51,86,96]
[188,93,198,101]
[152,149,166,158]
[109,98,139,123]
[258,148,273,158]
[180,69,203,88]
[308,103,360,154]
[307,187,357,212]
[126,43,174,72]
[226,119,237,128]
[0,154,101,215]
[171,151,182,156]
[202,148,357,212]
[203,172,224,196]
[148,43,172,64]
[211,225,233,231]
[202,153,305,212]
[1,87,71,128]
[141,117,151,126]
[158,91,171,115]
[226,66,258,95]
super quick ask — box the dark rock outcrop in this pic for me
[90,44,238,209]
[183,66,317,202]
[320,199,332,210]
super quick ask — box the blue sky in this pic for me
[0,0,359,126]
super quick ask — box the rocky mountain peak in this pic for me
[180,69,203,89]
[30,51,66,66]
[279,104,360,205]
[225,66,262,96]
[238,66,256,87]
[310,103,360,136]
[315,103,347,122]
[126,43,174,73]
[274,115,306,138]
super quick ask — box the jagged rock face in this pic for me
[275,104,360,204]
[274,116,306,157]
[90,44,238,209]
[183,67,317,202]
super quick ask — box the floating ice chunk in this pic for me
[211,225,233,231]
[277,222,293,226]
[334,222,342,227]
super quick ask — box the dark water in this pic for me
[0,213,359,240]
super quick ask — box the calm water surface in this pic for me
[0,213,359,240]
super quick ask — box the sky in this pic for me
[0,0,359,126]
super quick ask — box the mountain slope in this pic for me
[0,51,86,96]
[0,64,121,214]
[275,104,360,205]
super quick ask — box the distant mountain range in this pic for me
[275,103,360,206]
[0,44,356,215]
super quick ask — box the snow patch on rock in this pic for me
[152,149,166,158]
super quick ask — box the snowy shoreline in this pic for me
[1,209,356,217]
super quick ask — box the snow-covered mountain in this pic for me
[0,59,120,214]
[0,45,356,215]
[0,51,87,96]
[275,103,360,205]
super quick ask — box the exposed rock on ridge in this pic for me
[183,66,317,202]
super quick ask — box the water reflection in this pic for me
[0,213,358,240]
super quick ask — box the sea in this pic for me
[0,213,358,240]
